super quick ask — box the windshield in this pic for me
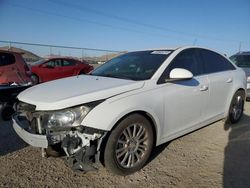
[31,59,46,65]
[91,50,172,80]
[230,55,250,68]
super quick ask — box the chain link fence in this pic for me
[0,40,126,68]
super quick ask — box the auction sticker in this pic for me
[151,51,171,55]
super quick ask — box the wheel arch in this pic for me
[31,73,40,84]
[98,110,159,166]
[225,87,246,118]
[110,110,158,147]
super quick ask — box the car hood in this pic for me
[18,75,144,111]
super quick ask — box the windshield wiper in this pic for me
[98,73,133,80]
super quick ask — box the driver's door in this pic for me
[40,59,63,82]
[159,48,209,139]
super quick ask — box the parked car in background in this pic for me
[0,85,30,121]
[13,47,246,175]
[30,57,94,84]
[230,52,250,99]
[0,50,32,120]
[0,50,32,85]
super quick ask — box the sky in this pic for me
[0,0,250,57]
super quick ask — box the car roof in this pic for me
[232,51,250,56]
[131,46,229,57]
[134,46,218,52]
[44,56,80,61]
[0,49,22,55]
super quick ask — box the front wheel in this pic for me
[104,114,154,175]
[227,90,245,124]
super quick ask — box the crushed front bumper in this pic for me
[12,114,48,148]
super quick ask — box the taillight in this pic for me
[24,64,31,75]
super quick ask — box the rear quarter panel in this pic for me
[224,68,247,117]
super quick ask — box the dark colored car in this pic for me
[230,52,250,98]
[0,85,30,121]
[30,57,94,84]
[0,50,32,85]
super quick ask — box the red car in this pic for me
[0,50,32,85]
[31,57,94,84]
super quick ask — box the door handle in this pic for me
[226,78,233,83]
[200,85,208,91]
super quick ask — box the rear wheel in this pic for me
[227,90,245,124]
[31,74,39,84]
[104,114,154,175]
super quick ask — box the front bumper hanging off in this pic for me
[12,114,48,148]
[12,113,106,173]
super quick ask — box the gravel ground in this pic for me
[1,103,250,188]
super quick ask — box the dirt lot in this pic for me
[1,103,250,188]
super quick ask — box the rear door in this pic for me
[198,49,236,119]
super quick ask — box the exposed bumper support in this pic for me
[12,114,48,148]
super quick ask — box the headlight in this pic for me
[47,106,90,128]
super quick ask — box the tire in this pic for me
[45,144,65,157]
[31,74,39,85]
[78,70,86,75]
[227,90,245,124]
[1,104,15,121]
[104,114,154,175]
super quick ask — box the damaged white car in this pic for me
[13,47,246,175]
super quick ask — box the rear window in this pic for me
[200,49,235,74]
[0,52,15,66]
[230,55,250,68]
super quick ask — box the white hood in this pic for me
[18,75,144,110]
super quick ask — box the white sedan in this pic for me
[13,46,246,175]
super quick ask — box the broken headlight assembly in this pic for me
[46,105,90,129]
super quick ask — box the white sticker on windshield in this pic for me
[151,51,171,55]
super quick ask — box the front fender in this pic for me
[81,92,164,145]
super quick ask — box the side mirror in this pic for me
[168,68,193,81]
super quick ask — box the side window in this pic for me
[63,60,76,66]
[157,49,203,84]
[54,59,62,67]
[200,49,235,74]
[158,49,202,84]
[45,60,55,67]
[0,52,15,66]
[231,55,250,68]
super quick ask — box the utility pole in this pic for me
[8,41,11,50]
[50,47,52,56]
[238,41,242,53]
[193,39,197,45]
[82,49,84,60]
